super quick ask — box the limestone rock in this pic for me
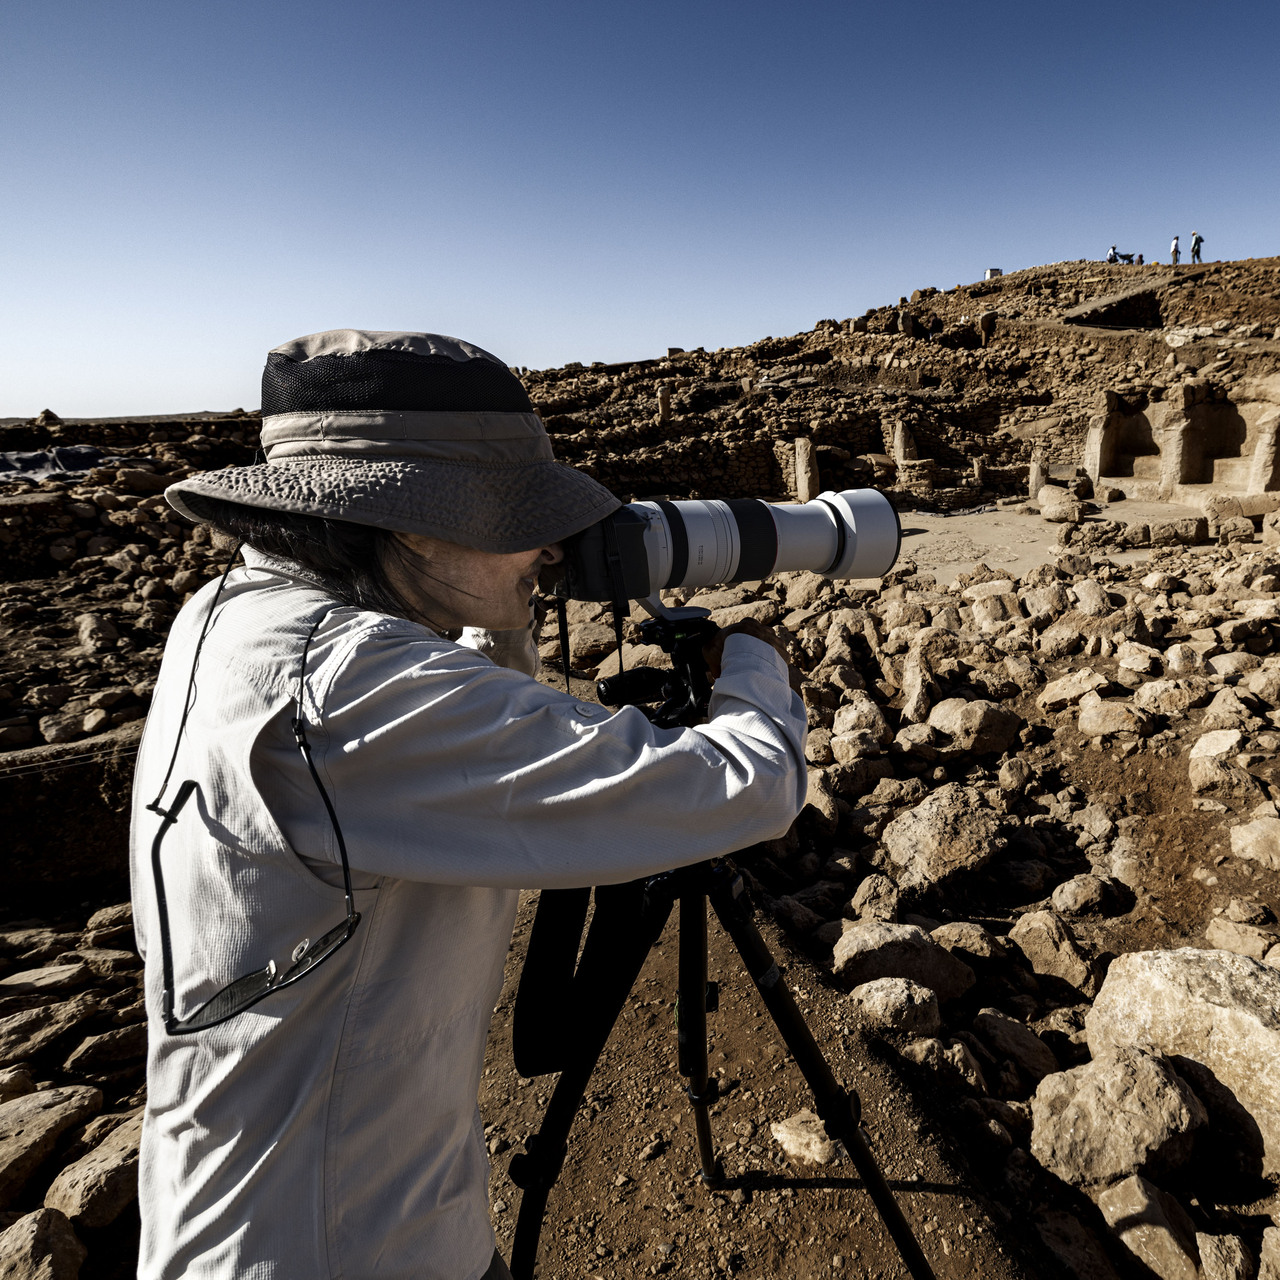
[849,873,899,922]
[830,691,891,743]
[1095,1175,1200,1280]
[1070,578,1113,616]
[73,613,118,650]
[1085,949,1280,1175]
[1117,641,1162,675]
[891,722,939,758]
[1030,1047,1206,1188]
[0,1208,86,1280]
[0,1086,103,1208]
[880,783,1002,891]
[769,1109,839,1165]
[43,1112,142,1228]
[0,997,98,1069]
[1196,1233,1254,1280]
[1202,688,1262,732]
[1034,1209,1122,1280]
[1038,486,1083,523]
[0,1069,35,1106]
[832,921,975,1002]
[1008,910,1098,994]
[1077,699,1152,738]
[1132,678,1211,717]
[997,757,1032,791]
[925,698,1021,755]
[1190,729,1245,759]
[1038,668,1109,712]
[1052,874,1110,916]
[1189,755,1263,800]
[1229,817,1280,870]
[849,977,940,1036]
[1260,1227,1280,1280]
[1020,582,1070,627]
[930,921,1010,968]
[0,964,91,997]
[1204,918,1276,961]
[973,1008,1059,1082]
[900,1036,987,1093]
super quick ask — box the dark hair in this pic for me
[195,497,412,618]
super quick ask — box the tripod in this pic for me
[507,859,937,1280]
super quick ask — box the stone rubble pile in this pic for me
[0,413,257,754]
[0,904,144,1279]
[544,533,1280,1278]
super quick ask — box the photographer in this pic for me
[130,331,807,1280]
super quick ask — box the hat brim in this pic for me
[166,456,621,554]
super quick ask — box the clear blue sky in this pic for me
[3,0,1277,416]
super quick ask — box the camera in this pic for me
[553,489,901,611]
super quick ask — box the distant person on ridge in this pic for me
[1171,235,1181,265]
[1106,245,1119,263]
[1191,230,1204,263]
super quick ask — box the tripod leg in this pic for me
[513,887,591,1077]
[508,886,673,1280]
[677,892,722,1185]
[708,871,937,1280]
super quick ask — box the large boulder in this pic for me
[0,1208,86,1280]
[1085,949,1280,1175]
[1009,910,1099,994]
[1096,1176,1200,1280]
[1037,668,1109,712]
[973,1007,1059,1082]
[1038,486,1083,523]
[1229,817,1280,870]
[0,1086,103,1208]
[1077,697,1153,739]
[43,1111,142,1228]
[831,690,892,744]
[925,698,1021,755]
[849,977,941,1036]
[832,921,975,1002]
[1030,1047,1206,1188]
[880,783,1002,891]
[0,996,98,1069]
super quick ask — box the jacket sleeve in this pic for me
[293,627,808,889]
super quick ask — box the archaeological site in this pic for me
[2,254,1280,1279]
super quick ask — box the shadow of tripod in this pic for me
[507,860,937,1280]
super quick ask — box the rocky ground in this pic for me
[3,257,1280,1279]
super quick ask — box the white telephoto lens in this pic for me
[667,500,740,587]
[630,487,898,591]
[816,489,901,578]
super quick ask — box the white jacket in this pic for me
[130,551,807,1280]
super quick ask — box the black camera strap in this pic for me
[601,515,628,678]
[554,596,572,697]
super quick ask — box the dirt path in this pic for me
[480,892,1040,1279]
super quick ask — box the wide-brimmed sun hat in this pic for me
[165,330,621,553]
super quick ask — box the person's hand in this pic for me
[702,619,798,684]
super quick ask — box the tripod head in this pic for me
[594,606,719,728]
